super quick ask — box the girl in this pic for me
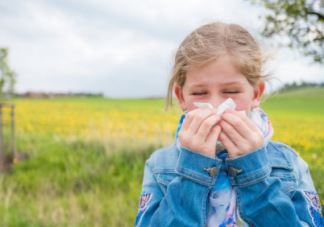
[135,22,323,226]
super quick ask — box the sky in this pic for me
[0,0,323,98]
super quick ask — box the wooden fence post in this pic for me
[11,104,16,156]
[0,103,16,171]
[0,103,3,157]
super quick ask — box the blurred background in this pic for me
[0,0,323,226]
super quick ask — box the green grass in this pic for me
[262,87,324,116]
[1,136,155,226]
[0,88,324,226]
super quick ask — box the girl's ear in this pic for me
[252,81,265,108]
[174,84,186,111]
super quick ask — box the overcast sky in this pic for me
[0,0,323,98]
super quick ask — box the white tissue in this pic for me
[215,98,236,115]
[193,102,213,109]
[193,98,236,115]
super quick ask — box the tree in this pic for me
[0,48,17,97]
[250,0,324,63]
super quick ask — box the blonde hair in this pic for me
[165,22,269,109]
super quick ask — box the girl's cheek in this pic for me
[187,103,198,111]
[187,97,204,110]
[182,99,197,111]
[234,99,252,111]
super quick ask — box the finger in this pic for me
[188,109,215,134]
[238,110,259,131]
[220,120,247,145]
[205,125,221,150]
[225,110,264,145]
[181,108,200,131]
[227,109,257,132]
[196,114,221,140]
[222,111,252,140]
[220,120,256,153]
[219,131,240,157]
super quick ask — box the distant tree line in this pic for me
[278,81,324,92]
[16,91,104,98]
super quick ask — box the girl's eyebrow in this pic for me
[189,81,244,88]
[189,83,206,88]
[219,81,243,86]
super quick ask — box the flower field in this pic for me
[0,87,323,226]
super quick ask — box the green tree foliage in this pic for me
[279,81,324,92]
[251,0,324,63]
[0,48,16,97]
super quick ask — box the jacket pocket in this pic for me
[270,165,297,196]
[155,172,177,194]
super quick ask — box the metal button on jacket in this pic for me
[204,167,218,177]
[228,166,243,176]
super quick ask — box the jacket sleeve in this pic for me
[224,145,323,227]
[291,155,323,226]
[135,147,222,227]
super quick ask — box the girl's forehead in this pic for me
[186,56,245,80]
[185,67,248,88]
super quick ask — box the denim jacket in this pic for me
[135,140,323,227]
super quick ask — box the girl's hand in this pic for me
[219,109,264,158]
[178,108,221,158]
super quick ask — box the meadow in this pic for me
[0,87,323,226]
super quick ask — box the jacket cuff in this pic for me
[176,146,222,187]
[225,146,271,187]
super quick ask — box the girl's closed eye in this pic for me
[192,91,207,96]
[222,90,241,94]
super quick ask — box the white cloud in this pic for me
[0,0,323,98]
